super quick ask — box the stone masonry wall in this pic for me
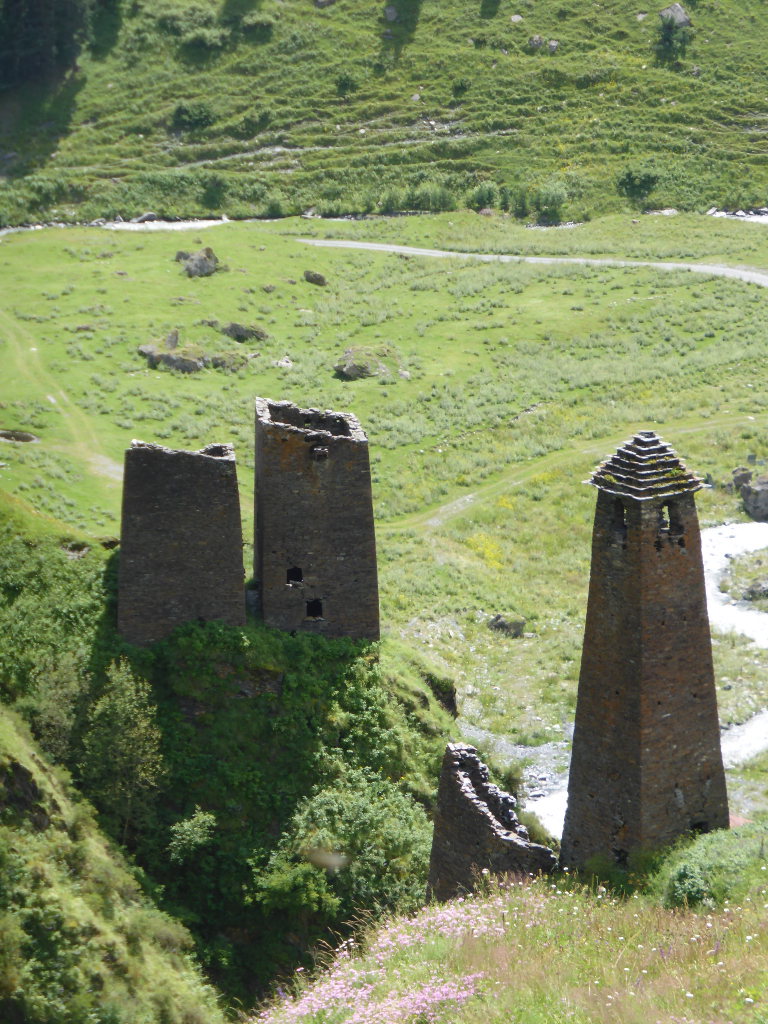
[118,440,245,646]
[254,398,379,639]
[427,743,557,901]
[560,433,729,868]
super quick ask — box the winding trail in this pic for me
[299,236,768,288]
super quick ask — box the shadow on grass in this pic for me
[480,0,501,17]
[0,71,85,180]
[90,1,123,59]
[379,0,423,59]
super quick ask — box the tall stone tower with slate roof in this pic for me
[560,430,728,868]
[254,398,379,640]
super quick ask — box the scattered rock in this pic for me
[315,0,336,6]
[659,2,691,26]
[478,207,495,216]
[138,343,205,373]
[174,250,191,262]
[488,613,526,637]
[0,429,39,443]
[548,38,559,53]
[732,466,753,489]
[741,477,768,521]
[384,4,398,21]
[220,322,269,343]
[334,347,389,380]
[274,356,294,369]
[131,211,158,224]
[303,269,327,287]
[165,328,180,350]
[183,247,219,278]
[262,284,275,293]
[510,14,523,22]
[398,369,411,380]
[62,540,90,560]
[528,34,544,49]
[743,580,768,602]
[100,537,120,550]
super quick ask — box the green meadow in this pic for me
[3,212,768,754]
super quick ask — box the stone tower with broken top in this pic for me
[118,440,245,646]
[254,398,379,639]
[560,430,728,868]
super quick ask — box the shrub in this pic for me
[171,101,216,133]
[534,177,568,223]
[654,15,694,62]
[617,164,659,204]
[466,181,499,211]
[335,72,359,96]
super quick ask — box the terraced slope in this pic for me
[2,0,768,224]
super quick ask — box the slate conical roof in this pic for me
[588,430,703,501]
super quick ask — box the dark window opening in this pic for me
[690,820,710,835]
[657,501,685,546]
[611,498,627,546]
[306,599,323,619]
[286,566,303,585]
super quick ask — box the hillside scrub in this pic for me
[4,1,768,223]
[0,707,226,1024]
[0,491,454,1000]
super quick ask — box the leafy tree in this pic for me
[168,806,217,864]
[0,0,95,88]
[655,15,693,63]
[253,766,432,946]
[617,164,659,205]
[80,659,164,843]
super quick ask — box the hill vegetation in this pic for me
[3,0,768,225]
[3,0,768,1009]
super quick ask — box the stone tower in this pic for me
[560,430,728,868]
[254,398,379,639]
[118,440,245,646]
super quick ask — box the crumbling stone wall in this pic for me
[254,398,379,639]
[560,431,729,868]
[427,744,556,901]
[118,440,245,646]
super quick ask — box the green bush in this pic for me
[171,102,216,133]
[650,824,768,908]
[253,766,432,943]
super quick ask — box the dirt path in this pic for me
[299,236,768,287]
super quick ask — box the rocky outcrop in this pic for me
[659,3,691,26]
[183,247,219,278]
[303,269,327,286]
[334,347,389,380]
[221,322,269,343]
[427,744,556,901]
[742,477,768,520]
[488,613,525,637]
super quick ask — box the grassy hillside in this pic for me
[3,212,768,746]
[0,704,226,1024]
[0,486,456,1002]
[253,827,768,1024]
[2,0,768,224]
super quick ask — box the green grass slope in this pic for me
[2,0,768,225]
[0,704,226,1024]
[253,828,768,1024]
[0,484,456,1003]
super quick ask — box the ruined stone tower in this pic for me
[560,430,729,868]
[427,744,556,901]
[118,440,245,646]
[254,398,379,639]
